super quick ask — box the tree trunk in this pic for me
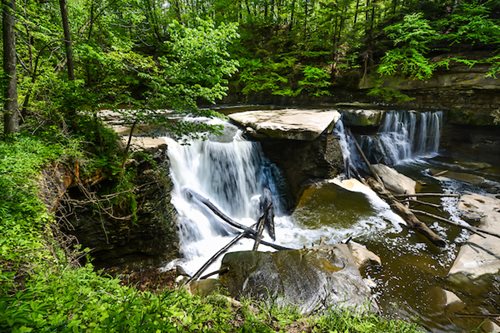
[2,0,19,134]
[59,0,75,81]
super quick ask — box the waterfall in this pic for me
[165,119,404,275]
[359,111,443,165]
[164,122,289,274]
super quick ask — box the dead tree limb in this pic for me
[405,199,442,209]
[366,177,447,247]
[185,224,256,285]
[185,188,292,251]
[253,214,266,251]
[395,193,460,199]
[352,137,383,184]
[411,209,500,239]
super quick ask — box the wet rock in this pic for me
[229,109,341,141]
[188,279,224,297]
[448,194,500,304]
[371,164,416,195]
[443,290,466,313]
[341,109,385,127]
[348,242,381,271]
[293,181,374,229]
[261,133,344,206]
[219,245,376,314]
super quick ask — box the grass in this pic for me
[0,135,423,332]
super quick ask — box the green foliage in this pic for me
[377,13,436,80]
[368,86,414,103]
[312,308,422,333]
[298,66,332,97]
[436,1,500,46]
[238,56,299,96]
[142,19,239,111]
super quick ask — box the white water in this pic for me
[359,111,443,165]
[164,120,403,275]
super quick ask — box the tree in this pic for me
[2,0,19,134]
[58,0,75,81]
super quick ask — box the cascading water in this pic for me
[359,110,443,165]
[164,118,403,275]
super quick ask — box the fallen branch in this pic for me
[432,170,449,177]
[395,193,460,198]
[405,199,442,209]
[411,209,500,239]
[366,177,446,247]
[352,136,383,184]
[253,214,266,251]
[185,188,293,251]
[185,224,256,285]
[200,267,229,280]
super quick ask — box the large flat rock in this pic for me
[229,109,341,141]
[448,193,500,281]
[219,245,375,314]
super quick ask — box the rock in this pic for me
[120,136,168,152]
[348,242,381,271]
[341,109,385,127]
[62,153,179,269]
[443,290,466,313]
[219,246,376,314]
[229,109,341,141]
[261,133,344,206]
[292,181,374,229]
[371,164,416,195]
[448,194,500,297]
[188,279,224,297]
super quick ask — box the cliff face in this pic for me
[360,62,499,126]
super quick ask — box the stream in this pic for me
[162,108,499,333]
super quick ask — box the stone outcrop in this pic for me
[62,152,179,268]
[348,242,381,271]
[228,109,341,141]
[219,246,376,314]
[340,109,385,127]
[260,133,344,205]
[371,164,416,195]
[448,194,500,282]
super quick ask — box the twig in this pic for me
[411,209,498,239]
[395,193,460,198]
[406,199,442,209]
[200,267,229,280]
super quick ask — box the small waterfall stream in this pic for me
[359,111,443,165]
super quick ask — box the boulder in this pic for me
[371,164,416,195]
[347,242,381,271]
[448,194,500,303]
[261,133,344,206]
[219,246,376,314]
[228,109,341,141]
[341,109,385,127]
[120,136,168,152]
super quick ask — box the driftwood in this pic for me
[405,199,442,209]
[395,193,460,199]
[253,213,266,251]
[366,177,447,247]
[351,136,446,247]
[411,209,500,239]
[185,188,292,252]
[185,223,257,285]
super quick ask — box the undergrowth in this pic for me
[0,135,423,332]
